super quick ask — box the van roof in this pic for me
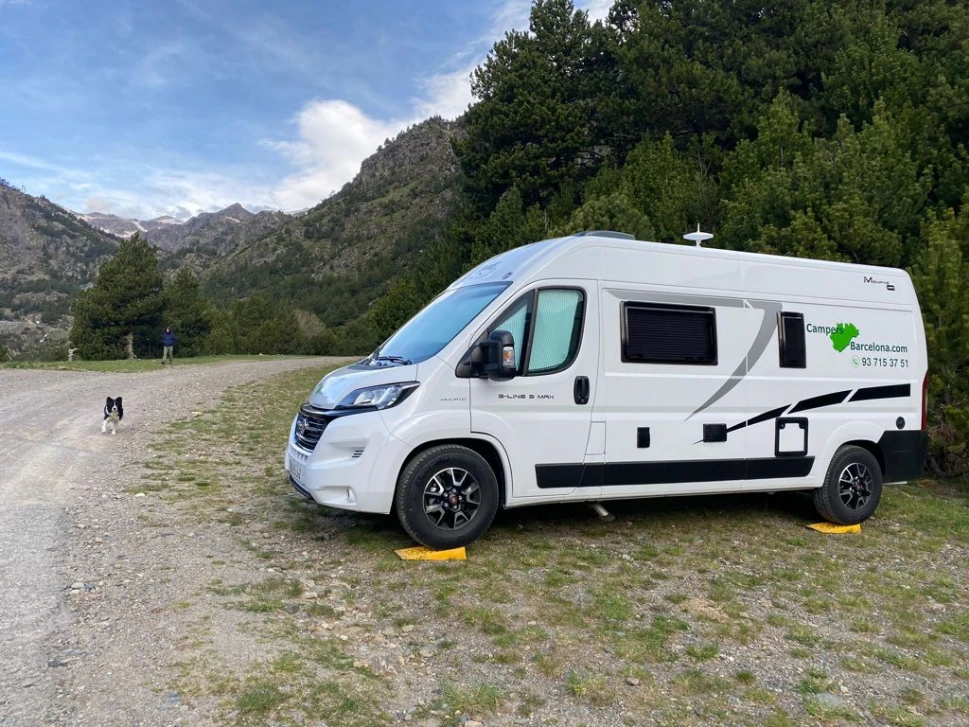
[450,231,912,292]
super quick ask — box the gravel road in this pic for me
[0,358,348,727]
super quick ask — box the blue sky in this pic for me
[0,0,609,220]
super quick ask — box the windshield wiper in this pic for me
[372,355,412,365]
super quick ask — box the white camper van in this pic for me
[285,231,928,549]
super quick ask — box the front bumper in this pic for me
[284,410,403,514]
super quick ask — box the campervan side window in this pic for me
[621,302,717,365]
[526,289,584,374]
[489,288,586,376]
[778,311,807,368]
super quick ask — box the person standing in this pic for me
[161,326,178,364]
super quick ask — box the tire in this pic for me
[813,445,883,525]
[395,444,499,549]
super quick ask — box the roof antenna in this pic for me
[683,224,713,247]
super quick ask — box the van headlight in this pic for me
[337,382,419,410]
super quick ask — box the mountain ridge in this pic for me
[0,181,120,354]
[74,204,293,253]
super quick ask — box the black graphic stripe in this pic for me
[849,384,911,402]
[723,382,912,435]
[536,457,814,489]
[789,390,851,413]
[726,404,791,434]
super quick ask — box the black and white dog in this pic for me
[102,396,124,435]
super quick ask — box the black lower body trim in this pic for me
[289,475,315,501]
[535,457,815,489]
[877,430,928,482]
[534,464,604,489]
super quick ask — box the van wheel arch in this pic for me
[843,439,885,476]
[396,438,509,509]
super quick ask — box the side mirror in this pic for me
[483,330,517,379]
[455,330,517,379]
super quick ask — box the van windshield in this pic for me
[368,282,510,365]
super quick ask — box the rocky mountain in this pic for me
[0,181,119,354]
[75,211,184,239]
[76,211,149,238]
[152,203,290,256]
[202,117,463,327]
[76,204,290,255]
[141,215,183,232]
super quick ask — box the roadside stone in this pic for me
[813,693,845,708]
[681,598,730,623]
[626,677,641,686]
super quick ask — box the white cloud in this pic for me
[412,62,478,121]
[266,100,401,211]
[489,0,533,36]
[76,169,273,220]
[267,72,480,211]
[78,171,272,221]
[131,40,192,88]
[0,150,78,175]
[582,0,613,23]
[140,169,275,218]
[1,148,277,220]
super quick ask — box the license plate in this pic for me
[290,460,305,484]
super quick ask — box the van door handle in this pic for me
[574,376,590,405]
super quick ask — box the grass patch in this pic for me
[235,682,287,716]
[441,682,504,714]
[937,611,969,642]
[685,643,719,661]
[565,671,613,707]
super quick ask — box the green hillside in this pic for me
[200,118,462,345]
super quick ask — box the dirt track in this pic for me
[0,358,346,726]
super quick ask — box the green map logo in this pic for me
[829,323,860,352]
[805,322,860,352]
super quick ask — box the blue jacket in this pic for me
[162,331,177,346]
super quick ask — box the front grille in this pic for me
[294,405,330,451]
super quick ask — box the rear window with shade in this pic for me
[622,303,718,365]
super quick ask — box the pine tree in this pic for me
[69,233,165,360]
[163,268,213,357]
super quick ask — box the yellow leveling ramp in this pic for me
[395,546,467,561]
[807,522,862,534]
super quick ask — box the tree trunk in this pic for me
[125,332,135,360]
